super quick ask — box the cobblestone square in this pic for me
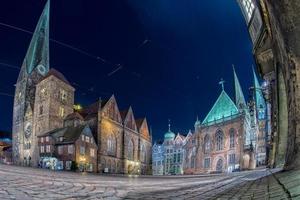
[0,164,294,200]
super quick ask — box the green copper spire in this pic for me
[233,65,247,110]
[253,67,266,119]
[202,90,239,125]
[22,0,50,76]
[164,119,175,140]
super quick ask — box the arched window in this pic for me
[127,140,134,160]
[140,144,146,163]
[107,135,116,156]
[230,128,235,148]
[215,130,224,151]
[204,135,210,154]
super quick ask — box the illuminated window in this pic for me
[46,145,51,153]
[59,107,65,118]
[46,136,49,142]
[41,137,44,143]
[40,146,45,153]
[82,135,85,141]
[242,0,255,22]
[215,130,224,151]
[107,136,116,156]
[90,148,95,157]
[68,145,74,154]
[80,146,85,155]
[230,128,235,148]
[85,136,90,143]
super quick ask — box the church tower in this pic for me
[12,1,50,166]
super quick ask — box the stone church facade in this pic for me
[12,0,152,174]
[183,69,267,174]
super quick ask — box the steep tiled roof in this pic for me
[40,125,89,144]
[79,99,108,118]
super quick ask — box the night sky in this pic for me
[0,0,255,142]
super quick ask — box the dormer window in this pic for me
[59,137,64,142]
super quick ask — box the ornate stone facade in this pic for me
[238,0,300,170]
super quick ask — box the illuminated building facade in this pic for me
[184,69,266,174]
[152,125,193,176]
[12,1,152,174]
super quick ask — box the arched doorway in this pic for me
[216,159,223,172]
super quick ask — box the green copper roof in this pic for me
[164,131,175,140]
[164,122,175,140]
[233,66,247,110]
[22,0,50,75]
[202,90,239,125]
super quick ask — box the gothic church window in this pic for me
[107,136,116,156]
[204,135,210,153]
[230,128,235,148]
[127,140,134,160]
[215,130,224,151]
[141,144,146,163]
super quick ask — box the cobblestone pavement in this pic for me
[0,164,295,200]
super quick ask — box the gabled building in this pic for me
[155,122,190,175]
[77,96,152,175]
[184,69,260,174]
[38,124,97,172]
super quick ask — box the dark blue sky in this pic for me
[0,0,255,141]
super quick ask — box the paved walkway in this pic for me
[0,164,299,199]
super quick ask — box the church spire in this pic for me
[233,65,247,110]
[252,66,266,118]
[20,0,50,78]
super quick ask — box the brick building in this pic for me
[38,124,98,172]
[78,96,152,175]
[183,69,265,174]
